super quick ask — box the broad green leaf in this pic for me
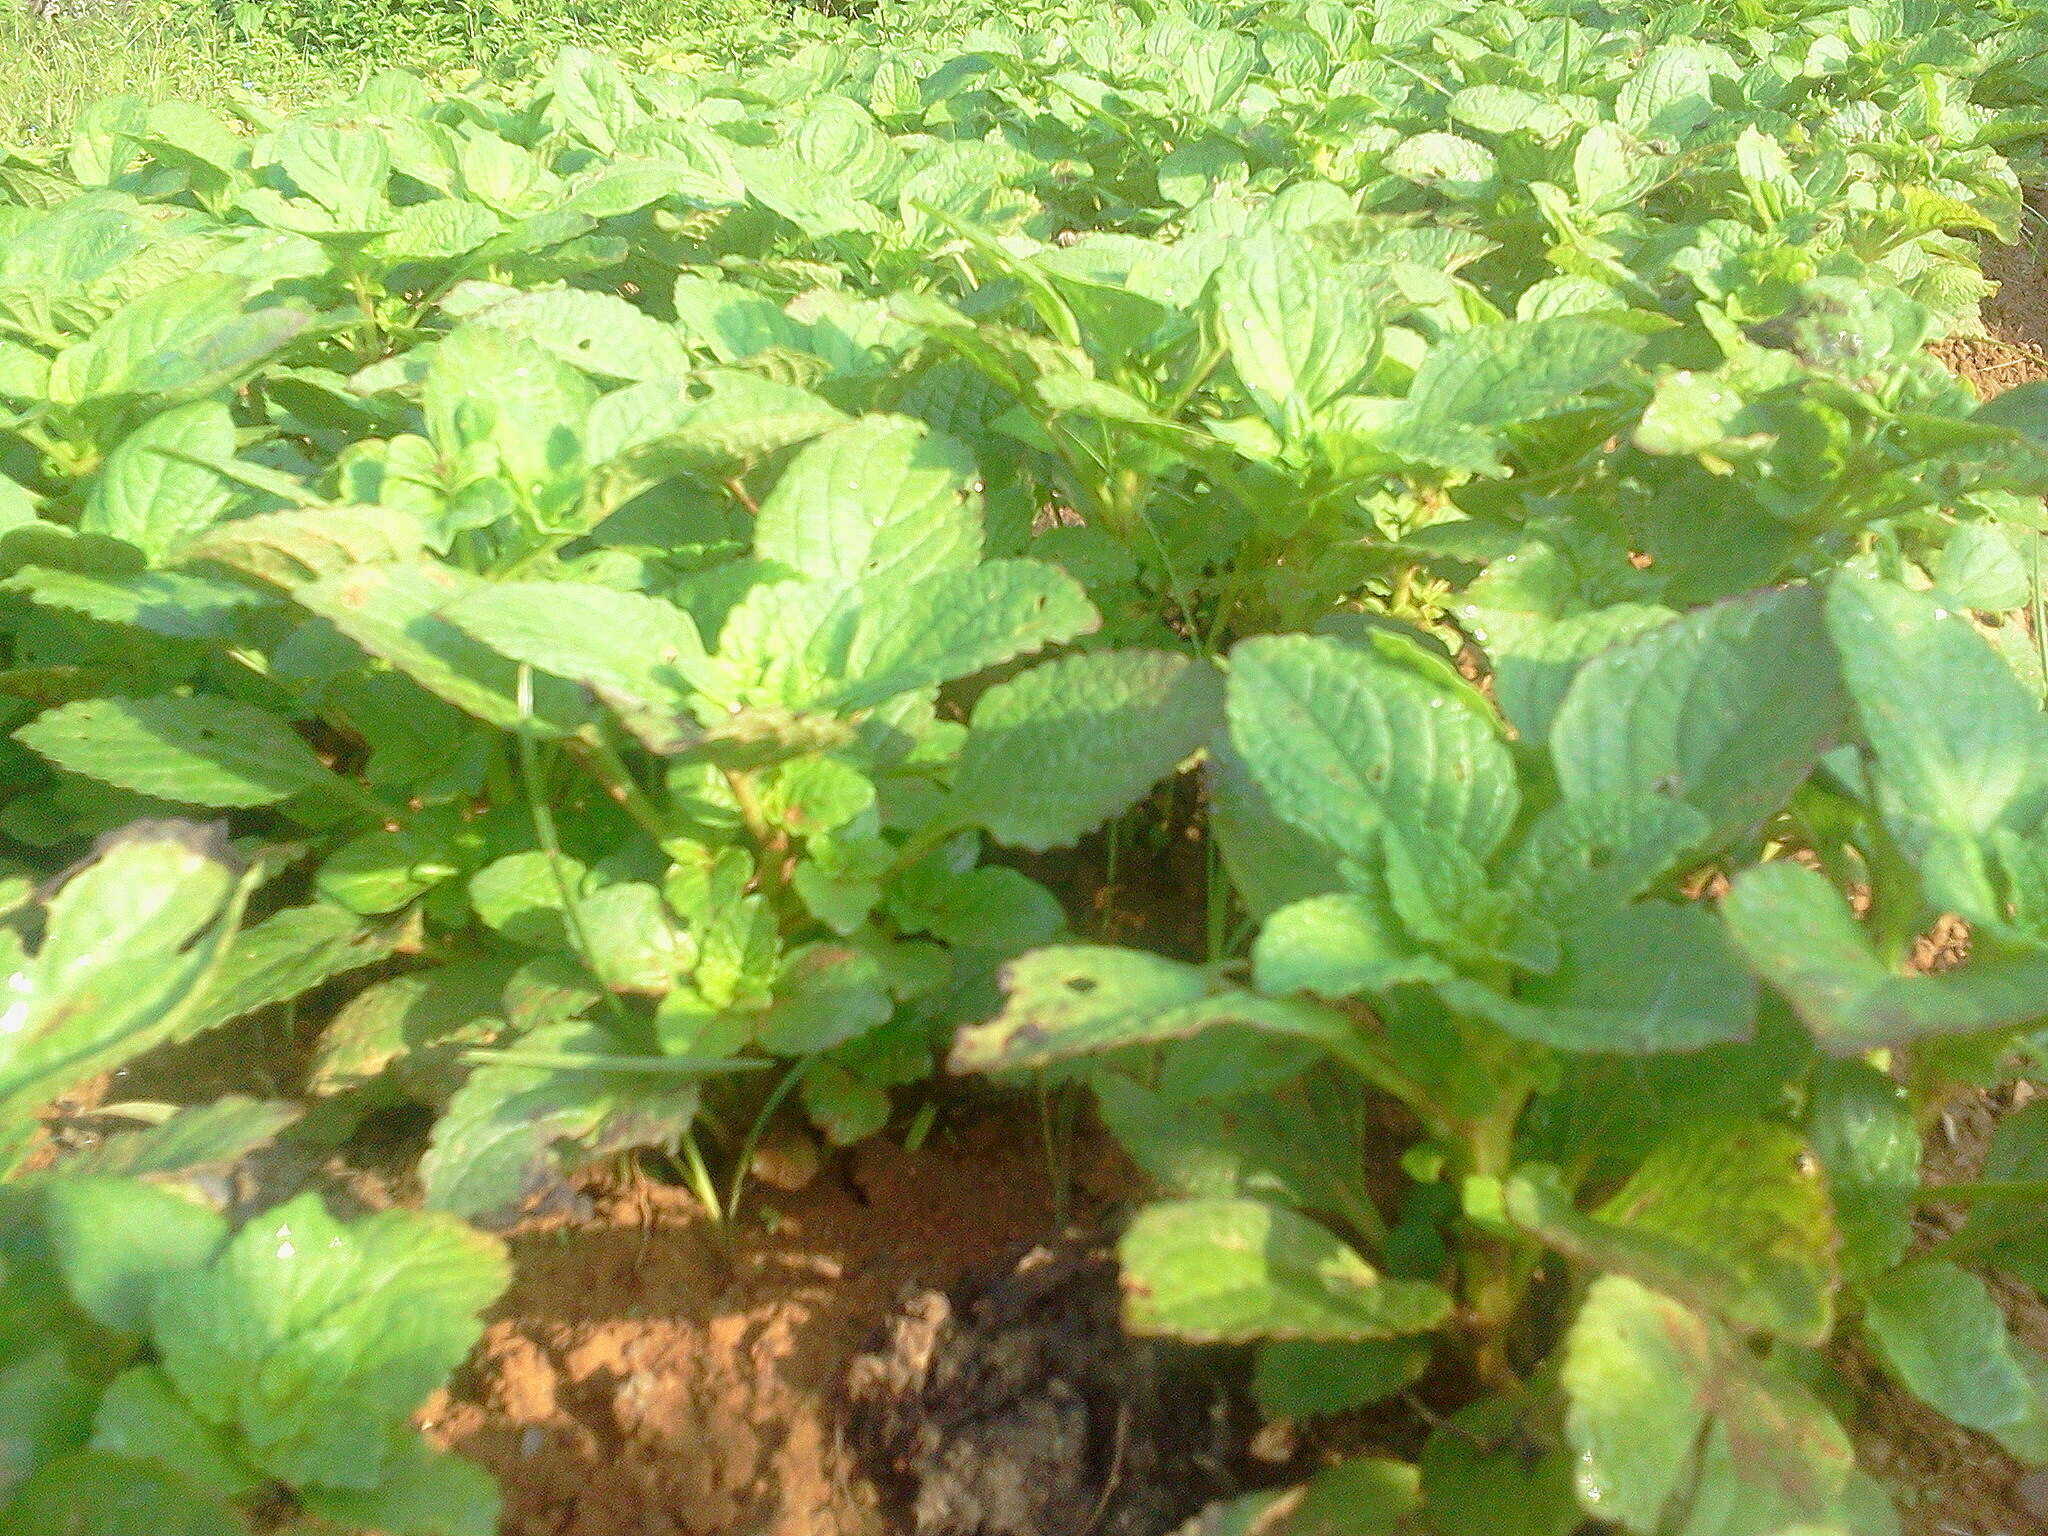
[753,416,982,592]
[1118,1198,1451,1342]
[1251,1338,1430,1419]
[954,650,1223,851]
[59,1097,299,1182]
[1093,1070,1383,1235]
[1724,862,2048,1050]
[827,559,1097,712]
[463,287,690,382]
[586,370,848,473]
[1862,1261,2036,1439]
[1402,316,1640,429]
[1476,604,1677,748]
[575,882,689,995]
[151,1193,508,1489]
[16,695,340,808]
[297,1436,501,1536]
[295,561,588,736]
[1617,43,1720,137]
[80,401,239,561]
[1508,1117,1838,1342]
[1420,1393,1580,1536]
[0,824,246,1150]
[421,1024,703,1221]
[48,276,310,406]
[1550,588,1846,850]
[1563,1277,1855,1536]
[1213,228,1382,437]
[1290,1457,1424,1534]
[1937,524,2032,611]
[0,1345,98,1507]
[950,946,1374,1079]
[1,566,265,642]
[1807,1060,1917,1282]
[68,96,148,187]
[183,901,402,1042]
[89,1367,259,1500]
[1208,730,1340,921]
[548,47,641,153]
[1448,900,1756,1053]
[274,121,390,224]
[306,962,508,1102]
[444,581,706,753]
[1824,574,2048,908]
[1252,889,1446,1000]
[1956,1102,2048,1297]
[1225,633,1517,867]
[755,943,893,1054]
[179,504,424,588]
[40,1178,226,1336]
[1504,794,1711,916]
[0,1452,244,1536]
[423,324,592,515]
[470,850,592,950]
[1385,131,1497,197]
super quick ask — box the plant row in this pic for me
[3,0,2048,1530]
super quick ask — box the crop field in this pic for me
[5,0,2048,1532]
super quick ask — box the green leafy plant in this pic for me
[3,0,2048,1529]
[953,564,2048,1533]
[0,824,509,1536]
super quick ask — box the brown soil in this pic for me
[419,1109,1151,1536]
[1930,236,2048,400]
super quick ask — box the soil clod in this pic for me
[847,1231,1246,1536]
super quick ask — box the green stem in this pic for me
[723,766,794,911]
[726,1057,814,1228]
[568,731,674,851]
[516,667,625,1026]
[1457,1096,1530,1391]
[677,1130,726,1227]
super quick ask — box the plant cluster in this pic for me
[3,0,2048,1530]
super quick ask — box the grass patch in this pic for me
[0,0,787,146]
[0,0,330,145]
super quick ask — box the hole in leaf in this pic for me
[1065,975,1098,994]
